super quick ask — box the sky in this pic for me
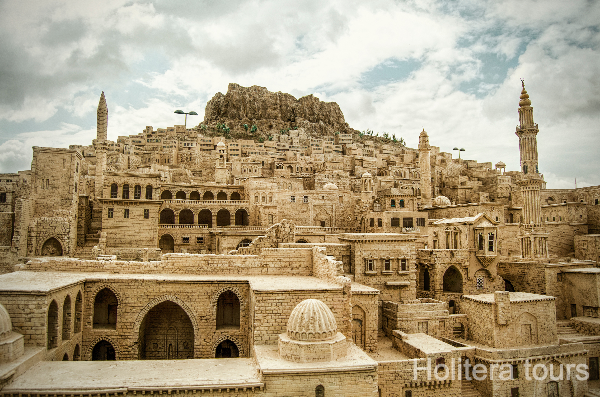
[0,0,599,189]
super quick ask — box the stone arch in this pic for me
[93,287,119,330]
[189,191,200,200]
[47,300,59,349]
[198,209,213,227]
[73,344,80,361]
[203,191,214,200]
[504,278,516,292]
[74,291,82,333]
[442,266,463,293]
[178,209,194,224]
[212,334,244,357]
[62,352,69,361]
[159,234,174,253]
[159,208,175,224]
[161,190,172,199]
[62,295,72,341]
[210,287,246,313]
[175,191,186,200]
[133,295,198,339]
[87,337,120,360]
[216,290,240,330]
[235,209,249,226]
[216,209,230,227]
[217,191,227,200]
[230,192,241,201]
[420,267,431,291]
[236,239,252,249]
[41,237,63,256]
[315,385,325,397]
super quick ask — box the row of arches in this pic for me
[47,292,83,349]
[159,208,249,227]
[62,344,81,361]
[111,184,153,200]
[160,191,242,201]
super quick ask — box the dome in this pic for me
[419,128,428,137]
[495,161,506,168]
[216,141,226,147]
[433,195,452,207]
[0,304,12,339]
[287,299,337,341]
[361,171,372,178]
[323,182,338,190]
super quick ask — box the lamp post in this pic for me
[453,147,465,159]
[174,110,198,129]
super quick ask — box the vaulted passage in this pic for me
[138,301,194,360]
[215,339,239,358]
[178,209,194,224]
[92,340,116,360]
[159,234,174,253]
[198,209,213,228]
[216,209,230,227]
[443,266,463,293]
[93,288,118,329]
[235,209,249,226]
[203,191,214,200]
[217,191,227,200]
[230,192,241,201]
[160,209,175,224]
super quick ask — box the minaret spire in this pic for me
[419,128,432,207]
[515,80,538,175]
[97,91,108,142]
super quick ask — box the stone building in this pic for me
[0,83,599,396]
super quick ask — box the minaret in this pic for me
[97,91,108,142]
[515,80,538,175]
[419,129,432,207]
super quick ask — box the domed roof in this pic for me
[323,182,338,190]
[361,171,372,178]
[495,161,506,168]
[0,304,12,339]
[433,195,452,207]
[287,299,337,342]
[419,128,428,137]
[216,141,226,147]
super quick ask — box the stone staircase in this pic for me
[461,380,481,397]
[557,320,580,337]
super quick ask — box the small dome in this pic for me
[0,304,12,339]
[362,171,372,178]
[216,141,226,147]
[323,182,338,190]
[495,161,506,168]
[433,195,452,207]
[420,128,428,137]
[287,299,337,342]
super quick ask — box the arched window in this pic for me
[235,209,249,226]
[216,291,240,329]
[315,385,325,397]
[230,192,241,201]
[92,340,116,361]
[47,300,59,349]
[74,291,82,333]
[203,191,214,200]
[216,209,230,227]
[161,190,172,200]
[138,301,194,360]
[189,191,200,200]
[62,353,69,361]
[216,340,239,358]
[41,237,63,256]
[179,209,194,224]
[62,295,71,341]
[145,185,153,200]
[110,184,118,198]
[134,185,141,199]
[176,191,186,200]
[73,344,80,361]
[93,288,118,329]
[159,234,174,253]
[400,199,405,208]
[199,209,213,228]
[159,209,175,224]
[217,191,227,200]
[122,184,129,199]
[443,266,463,293]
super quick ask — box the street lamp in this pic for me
[174,110,198,129]
[453,147,465,159]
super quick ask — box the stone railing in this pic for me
[162,200,249,205]
[158,224,266,231]
[295,226,353,234]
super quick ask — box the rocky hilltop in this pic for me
[201,83,354,138]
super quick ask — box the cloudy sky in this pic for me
[0,0,598,189]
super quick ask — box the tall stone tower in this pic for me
[97,91,108,142]
[418,129,432,207]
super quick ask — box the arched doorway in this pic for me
[504,279,515,292]
[73,344,80,360]
[216,209,230,227]
[176,191,186,200]
[159,234,174,253]
[47,300,58,349]
[62,353,69,361]
[198,209,213,228]
[234,209,249,226]
[159,209,175,224]
[92,340,116,360]
[236,239,252,249]
[203,191,214,200]
[161,190,172,199]
[178,209,194,224]
[352,305,365,349]
[74,291,82,333]
[215,340,239,358]
[230,192,241,201]
[189,191,200,200]
[216,291,240,329]
[217,191,227,200]
[93,288,118,329]
[138,301,194,360]
[443,266,463,293]
[41,237,63,256]
[420,267,430,291]
[62,295,71,341]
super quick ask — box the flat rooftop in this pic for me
[4,359,262,392]
[463,292,555,303]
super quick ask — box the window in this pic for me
[596,199,599,205]
[403,217,413,228]
[488,233,495,252]
[401,259,408,271]
[110,184,118,198]
[134,185,141,199]
[391,199,396,208]
[405,392,412,397]
[511,387,519,397]
[378,218,382,227]
[416,218,425,227]
[182,236,190,244]
[196,237,204,244]
[124,209,129,218]
[303,196,309,203]
[384,259,391,272]
[370,218,374,227]
[476,276,484,290]
[391,218,400,227]
[365,259,374,272]
[478,233,484,250]
[0,192,6,203]
[144,209,149,219]
[399,199,405,208]
[108,208,113,218]
[122,184,129,199]
[145,185,153,199]
[290,196,296,203]
[512,364,519,379]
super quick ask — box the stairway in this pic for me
[461,380,481,397]
[557,320,580,337]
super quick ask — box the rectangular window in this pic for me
[478,233,484,250]
[511,387,519,397]
[182,236,190,244]
[476,276,484,290]
[196,237,204,244]
[378,218,382,227]
[134,185,141,199]
[0,192,6,203]
[403,217,413,228]
[108,208,113,218]
[511,364,519,379]
[391,218,400,227]
[488,233,495,252]
[144,209,149,219]
[401,259,408,271]
[370,218,374,227]
[290,196,295,203]
[416,217,425,227]
[384,259,391,272]
[303,196,309,203]
[365,259,374,272]
[124,208,129,218]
